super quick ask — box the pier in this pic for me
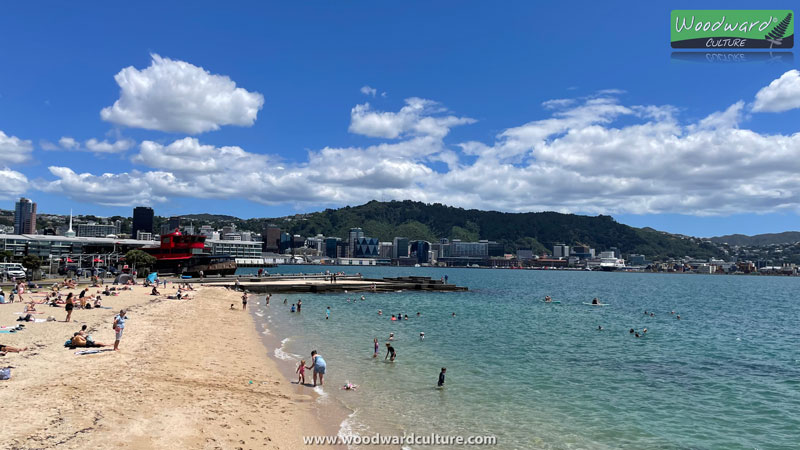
[182,274,468,294]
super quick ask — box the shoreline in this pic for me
[248,295,354,446]
[0,283,336,449]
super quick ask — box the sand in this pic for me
[0,283,337,449]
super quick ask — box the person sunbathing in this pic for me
[68,334,109,348]
[0,344,28,355]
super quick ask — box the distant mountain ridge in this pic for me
[709,232,800,246]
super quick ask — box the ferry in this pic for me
[142,230,237,277]
[599,257,626,271]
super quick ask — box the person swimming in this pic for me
[378,310,383,316]
[545,296,552,302]
[389,332,394,341]
[420,331,425,340]
[391,314,396,321]
[290,304,296,313]
[629,328,635,334]
[598,325,604,331]
[592,298,599,305]
[404,314,409,320]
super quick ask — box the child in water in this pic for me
[296,360,306,384]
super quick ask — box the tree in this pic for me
[21,255,41,271]
[0,250,14,262]
[124,250,157,274]
[21,255,41,280]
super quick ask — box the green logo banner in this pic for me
[671,10,794,49]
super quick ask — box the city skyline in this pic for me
[2,1,800,238]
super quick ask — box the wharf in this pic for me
[182,274,468,294]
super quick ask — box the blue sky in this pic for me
[1,1,800,237]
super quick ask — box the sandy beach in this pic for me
[0,282,336,449]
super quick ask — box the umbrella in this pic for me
[147,272,158,283]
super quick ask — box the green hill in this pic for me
[709,232,800,246]
[270,200,721,260]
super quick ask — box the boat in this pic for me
[141,230,237,277]
[599,257,626,271]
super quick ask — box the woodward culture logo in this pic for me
[671,10,793,49]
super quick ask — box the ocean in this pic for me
[241,265,800,449]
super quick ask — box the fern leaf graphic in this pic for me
[765,12,792,40]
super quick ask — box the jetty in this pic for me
[181,273,467,294]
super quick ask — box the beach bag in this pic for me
[0,368,10,380]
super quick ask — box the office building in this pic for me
[553,244,570,258]
[14,197,37,235]
[353,237,379,257]
[131,206,154,238]
[410,240,431,264]
[392,237,409,258]
[348,228,365,256]
[262,224,281,253]
[76,222,121,238]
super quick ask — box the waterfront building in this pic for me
[14,197,36,235]
[553,244,570,258]
[410,240,431,264]
[392,237,409,258]
[353,237,380,257]
[348,227,365,257]
[379,242,393,258]
[324,237,341,258]
[262,224,281,253]
[132,206,154,238]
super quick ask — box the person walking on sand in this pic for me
[64,293,75,322]
[113,309,128,351]
[305,350,326,386]
[242,293,248,310]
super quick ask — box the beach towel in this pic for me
[0,330,20,333]
[74,349,112,355]
[0,368,10,380]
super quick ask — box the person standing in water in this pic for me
[326,306,331,319]
[373,338,379,358]
[305,350,326,386]
[385,342,396,361]
[438,367,446,387]
[297,299,302,313]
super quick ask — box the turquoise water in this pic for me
[243,266,800,449]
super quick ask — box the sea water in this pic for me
[242,266,800,449]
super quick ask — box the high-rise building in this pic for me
[14,197,37,235]
[324,237,341,258]
[132,207,154,238]
[392,237,409,258]
[76,222,121,238]
[348,228,365,257]
[553,244,570,258]
[262,224,281,253]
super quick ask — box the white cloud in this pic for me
[0,131,33,165]
[0,168,28,199]
[100,54,265,134]
[35,74,800,216]
[85,138,135,153]
[59,137,79,149]
[753,69,800,113]
[349,97,475,139]
[132,137,269,173]
[360,85,377,97]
